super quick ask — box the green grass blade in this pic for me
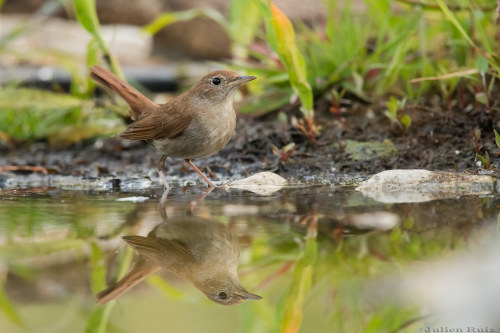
[230,0,261,58]
[270,1,313,113]
[89,242,107,295]
[85,302,115,333]
[142,8,227,35]
[85,38,99,93]
[72,0,124,78]
[0,284,24,328]
[85,246,133,333]
[435,0,476,47]
[142,10,199,35]
[281,226,317,333]
[253,0,278,53]
[469,5,493,54]
[435,0,500,72]
[147,275,185,300]
[73,0,100,36]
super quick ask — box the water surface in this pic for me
[0,185,498,332]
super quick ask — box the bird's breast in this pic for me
[152,103,236,159]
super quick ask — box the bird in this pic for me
[96,215,262,305]
[89,65,256,188]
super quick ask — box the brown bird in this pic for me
[97,215,262,305]
[89,65,256,188]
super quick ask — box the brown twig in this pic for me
[0,165,48,174]
[256,261,295,289]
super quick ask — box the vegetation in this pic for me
[0,0,498,145]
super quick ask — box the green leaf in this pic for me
[476,152,490,168]
[384,111,398,123]
[400,115,412,130]
[494,129,500,149]
[475,92,488,105]
[476,55,489,75]
[386,96,399,117]
[270,1,313,114]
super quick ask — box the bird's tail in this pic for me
[96,257,159,304]
[89,65,157,120]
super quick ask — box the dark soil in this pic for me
[1,95,500,189]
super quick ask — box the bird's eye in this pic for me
[211,77,222,85]
[216,291,228,300]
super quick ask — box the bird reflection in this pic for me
[97,190,261,305]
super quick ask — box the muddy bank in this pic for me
[1,97,499,190]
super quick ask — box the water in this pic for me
[0,185,499,332]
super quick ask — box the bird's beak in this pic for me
[232,75,257,86]
[236,290,262,300]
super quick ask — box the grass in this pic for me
[1,0,498,144]
[253,0,498,101]
[0,88,123,146]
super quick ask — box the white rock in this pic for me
[227,172,287,196]
[356,169,496,203]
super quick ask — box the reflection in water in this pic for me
[1,185,500,332]
[98,191,261,305]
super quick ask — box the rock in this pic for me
[227,172,287,195]
[152,16,231,60]
[2,0,329,60]
[356,169,496,203]
[0,15,152,64]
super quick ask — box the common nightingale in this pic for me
[97,216,261,305]
[90,65,256,188]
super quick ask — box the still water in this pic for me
[0,185,499,332]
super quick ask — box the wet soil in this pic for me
[1,96,499,189]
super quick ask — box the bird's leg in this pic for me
[185,159,216,188]
[188,186,215,214]
[158,188,170,221]
[156,155,169,189]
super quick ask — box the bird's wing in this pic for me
[123,235,196,264]
[119,100,195,140]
